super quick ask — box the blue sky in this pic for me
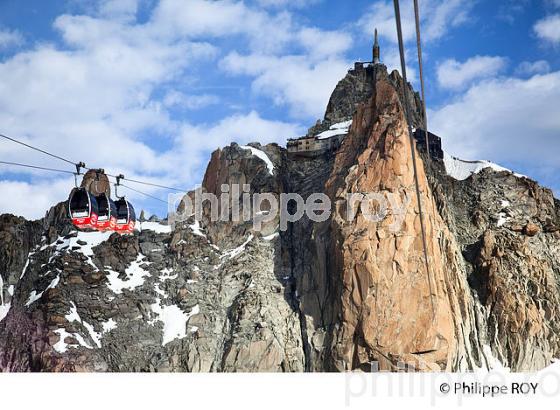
[0,0,559,219]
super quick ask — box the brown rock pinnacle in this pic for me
[322,78,478,371]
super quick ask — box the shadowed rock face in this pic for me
[1,65,559,372]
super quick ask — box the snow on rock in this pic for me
[480,344,510,372]
[50,231,113,269]
[220,234,254,260]
[65,301,102,348]
[53,328,92,353]
[443,152,525,181]
[0,275,10,322]
[25,274,60,307]
[19,253,33,279]
[101,318,117,333]
[138,221,172,234]
[189,219,206,238]
[496,200,511,227]
[497,212,510,227]
[316,120,352,140]
[240,145,275,175]
[160,267,178,281]
[150,299,200,346]
[105,254,151,294]
[263,232,279,241]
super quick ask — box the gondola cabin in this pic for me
[95,193,117,231]
[68,187,99,229]
[114,198,136,234]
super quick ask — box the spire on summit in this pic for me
[373,28,380,64]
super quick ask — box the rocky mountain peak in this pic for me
[1,61,559,373]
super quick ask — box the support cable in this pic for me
[413,0,430,156]
[393,0,436,319]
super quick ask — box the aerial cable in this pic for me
[105,174,186,192]
[1,132,187,192]
[119,183,169,204]
[0,160,76,175]
[0,133,76,166]
[393,0,436,319]
[413,0,430,155]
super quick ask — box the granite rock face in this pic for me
[1,64,559,372]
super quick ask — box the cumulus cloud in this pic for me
[0,178,75,220]
[357,0,475,45]
[436,55,507,90]
[163,91,220,110]
[254,0,321,8]
[515,60,551,76]
[150,0,295,53]
[0,28,23,50]
[430,71,560,189]
[221,52,350,120]
[0,1,307,219]
[534,14,560,44]
[298,27,352,59]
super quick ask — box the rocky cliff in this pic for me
[1,64,559,372]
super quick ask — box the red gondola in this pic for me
[114,198,136,234]
[95,193,117,231]
[68,187,99,229]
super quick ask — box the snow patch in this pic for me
[497,212,510,227]
[316,120,352,140]
[189,219,206,238]
[480,344,510,372]
[20,253,33,279]
[220,234,254,260]
[263,232,279,241]
[160,267,178,281]
[50,231,113,269]
[150,300,200,346]
[52,328,92,353]
[25,274,60,307]
[444,152,525,181]
[65,301,102,348]
[105,254,151,294]
[138,221,172,234]
[0,275,10,322]
[240,145,275,175]
[101,318,117,333]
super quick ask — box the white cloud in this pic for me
[163,91,220,110]
[256,0,322,8]
[436,55,507,90]
[255,0,321,8]
[0,5,217,218]
[357,0,475,45]
[298,28,352,59]
[0,28,23,50]
[430,71,560,177]
[515,60,551,76]
[150,0,295,52]
[221,52,350,119]
[98,0,140,21]
[534,14,560,44]
[0,178,74,220]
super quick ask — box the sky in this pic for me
[0,0,559,219]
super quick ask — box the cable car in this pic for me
[68,187,99,229]
[114,198,136,234]
[95,193,117,231]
